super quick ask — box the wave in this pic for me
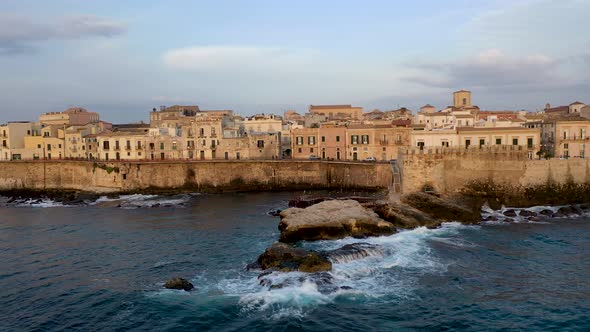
[480,203,589,224]
[204,222,473,320]
[91,194,195,209]
[2,193,198,209]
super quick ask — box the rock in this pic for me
[528,216,541,222]
[257,271,339,294]
[164,277,194,291]
[482,216,498,221]
[504,218,514,223]
[373,202,442,229]
[539,209,554,217]
[288,197,329,208]
[322,243,384,264]
[252,242,332,273]
[503,209,517,217]
[518,210,537,217]
[401,192,480,224]
[278,200,395,243]
[267,209,282,217]
[557,206,580,217]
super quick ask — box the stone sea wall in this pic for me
[0,160,393,193]
[399,149,590,194]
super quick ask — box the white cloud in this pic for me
[162,46,315,73]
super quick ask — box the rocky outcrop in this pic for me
[164,277,194,291]
[373,202,442,229]
[278,200,396,243]
[401,192,481,224]
[249,242,332,273]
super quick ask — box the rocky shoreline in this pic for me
[247,190,590,292]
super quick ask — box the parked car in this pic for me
[363,157,377,162]
[309,155,321,160]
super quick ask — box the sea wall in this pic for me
[399,148,590,194]
[0,160,393,193]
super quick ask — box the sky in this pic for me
[0,0,589,124]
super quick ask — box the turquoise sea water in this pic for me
[1,192,589,331]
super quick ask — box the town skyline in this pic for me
[1,0,589,124]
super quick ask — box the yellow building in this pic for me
[554,117,590,158]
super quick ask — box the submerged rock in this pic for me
[518,210,537,217]
[401,192,480,224]
[251,242,332,273]
[503,209,517,217]
[164,277,194,291]
[278,200,395,243]
[373,202,442,229]
[539,209,554,217]
[557,206,582,217]
[257,271,339,294]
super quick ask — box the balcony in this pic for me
[395,140,404,145]
[187,146,195,150]
[114,147,121,151]
[561,135,590,142]
[125,146,132,151]
[379,139,388,145]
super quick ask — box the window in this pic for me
[200,128,205,137]
[115,141,119,149]
[462,98,467,105]
[512,138,518,146]
[308,136,316,145]
[479,139,485,146]
[527,138,533,148]
[172,142,178,150]
[37,144,41,149]
[126,140,131,149]
[441,141,449,147]
[310,148,314,153]
[2,140,6,147]
[160,142,164,150]
[137,141,142,149]
[564,143,569,149]
[298,148,302,153]
[417,141,425,149]
[321,136,325,142]
[496,138,502,145]
[564,130,569,139]
[103,141,109,150]
[211,127,216,136]
[465,139,471,147]
[58,144,62,148]
[296,136,303,145]
[336,136,340,142]
[257,140,264,148]
[351,135,359,144]
[361,135,369,144]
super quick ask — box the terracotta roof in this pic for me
[392,119,412,127]
[545,106,569,113]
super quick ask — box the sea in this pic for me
[1,192,589,331]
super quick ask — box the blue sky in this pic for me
[1,0,589,123]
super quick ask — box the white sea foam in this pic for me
[224,223,471,319]
[15,198,67,208]
[91,194,191,208]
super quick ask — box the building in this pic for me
[39,107,100,126]
[0,121,35,160]
[457,127,540,158]
[309,104,363,121]
[554,116,590,159]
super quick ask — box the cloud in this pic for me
[162,46,315,73]
[407,49,560,89]
[0,14,127,55]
